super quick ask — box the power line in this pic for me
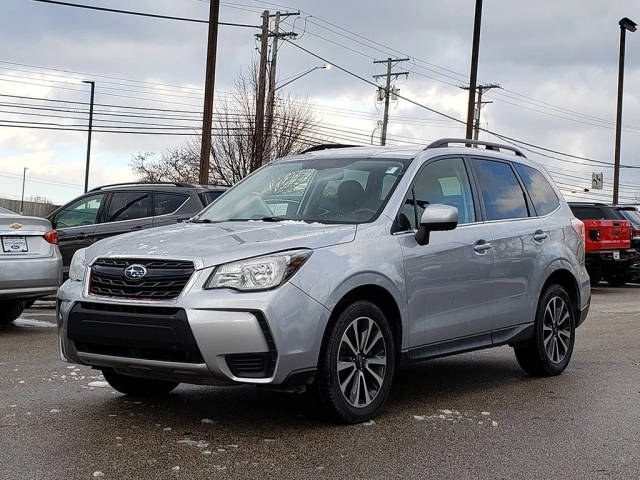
[31,0,259,28]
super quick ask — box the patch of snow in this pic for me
[481,411,490,416]
[13,318,56,328]
[92,471,104,478]
[49,409,60,413]
[362,420,375,426]
[491,421,498,427]
[171,466,180,472]
[413,415,425,421]
[163,427,172,431]
[200,418,216,424]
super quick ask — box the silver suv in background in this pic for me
[57,139,590,423]
[1,210,62,323]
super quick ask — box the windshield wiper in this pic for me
[227,216,287,222]
[190,218,213,223]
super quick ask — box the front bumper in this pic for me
[0,251,62,299]
[57,269,330,386]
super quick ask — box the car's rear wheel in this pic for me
[101,368,179,396]
[0,300,24,324]
[314,301,395,423]
[514,284,575,376]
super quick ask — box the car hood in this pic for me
[85,221,356,268]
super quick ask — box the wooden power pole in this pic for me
[460,83,499,140]
[373,57,409,146]
[264,11,298,162]
[465,0,483,140]
[199,0,220,185]
[252,10,269,172]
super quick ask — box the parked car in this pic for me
[0,211,62,323]
[610,205,640,282]
[568,202,637,285]
[57,139,590,423]
[48,182,227,277]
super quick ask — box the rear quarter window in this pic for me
[514,163,560,216]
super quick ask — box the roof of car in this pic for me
[279,138,543,169]
[89,182,228,192]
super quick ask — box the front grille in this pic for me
[89,258,194,300]
[68,302,204,364]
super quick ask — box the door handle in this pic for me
[75,233,86,240]
[533,230,548,242]
[473,240,492,253]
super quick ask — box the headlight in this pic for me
[205,249,312,291]
[68,248,87,282]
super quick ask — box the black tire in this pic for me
[514,284,576,377]
[101,368,179,397]
[588,270,601,286]
[23,299,36,309]
[314,300,395,424]
[0,300,24,324]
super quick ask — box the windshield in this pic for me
[195,157,409,224]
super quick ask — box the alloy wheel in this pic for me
[543,296,571,364]
[337,316,387,408]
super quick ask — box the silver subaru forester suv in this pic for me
[58,139,590,423]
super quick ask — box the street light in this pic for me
[613,17,637,204]
[274,64,331,91]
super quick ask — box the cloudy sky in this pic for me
[1,0,639,205]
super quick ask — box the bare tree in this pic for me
[131,62,318,186]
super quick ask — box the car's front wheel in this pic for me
[314,301,395,423]
[0,300,24,324]
[514,284,576,376]
[101,368,179,396]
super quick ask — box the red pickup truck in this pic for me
[569,203,637,285]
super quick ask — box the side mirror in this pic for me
[415,204,458,245]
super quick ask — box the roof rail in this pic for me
[89,181,195,192]
[425,138,526,157]
[300,143,361,154]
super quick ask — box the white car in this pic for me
[0,209,62,323]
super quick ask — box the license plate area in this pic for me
[2,236,28,253]
[613,251,620,260]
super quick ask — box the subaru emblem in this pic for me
[124,264,147,280]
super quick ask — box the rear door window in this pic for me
[514,163,560,216]
[106,192,151,222]
[472,159,529,221]
[154,193,188,216]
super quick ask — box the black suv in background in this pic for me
[48,182,227,275]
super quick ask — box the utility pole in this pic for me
[20,167,27,215]
[460,83,499,140]
[465,0,483,140]
[613,17,637,204]
[82,80,94,193]
[264,11,299,162]
[373,57,409,146]
[253,10,269,172]
[199,0,220,185]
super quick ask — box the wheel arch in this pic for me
[322,284,404,364]
[541,268,580,321]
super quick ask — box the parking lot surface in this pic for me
[1,287,639,480]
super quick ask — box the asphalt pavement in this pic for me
[1,287,639,480]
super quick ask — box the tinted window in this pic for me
[473,159,529,221]
[199,190,224,206]
[399,157,476,230]
[618,209,640,228]
[55,194,104,228]
[154,193,188,216]
[570,205,623,220]
[107,192,150,222]
[514,163,560,216]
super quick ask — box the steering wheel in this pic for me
[352,208,377,218]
